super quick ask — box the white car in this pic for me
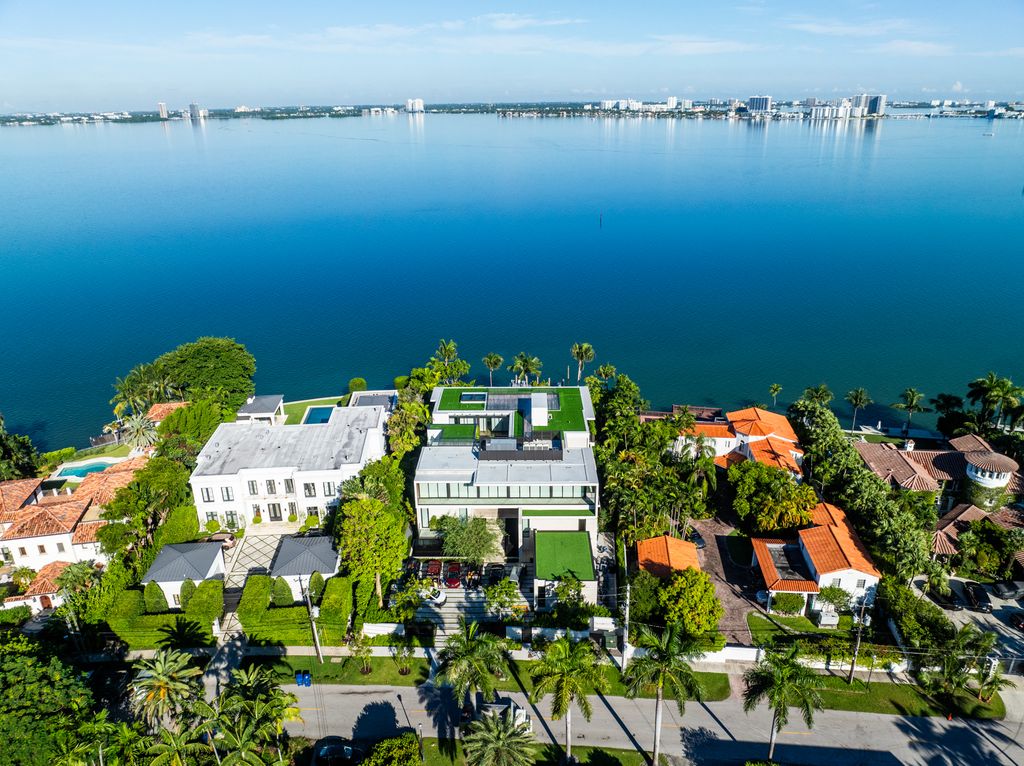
[422,587,447,607]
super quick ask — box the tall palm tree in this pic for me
[218,708,276,766]
[146,728,208,766]
[844,388,872,433]
[742,644,823,762]
[121,412,158,448]
[930,393,964,416]
[802,384,833,406]
[482,353,504,387]
[530,637,609,764]
[977,665,1016,703]
[967,372,1005,424]
[56,560,100,594]
[596,364,616,382]
[891,387,931,430]
[11,565,35,591]
[463,709,537,766]
[570,342,595,384]
[507,353,542,385]
[768,383,782,409]
[131,648,203,732]
[919,560,950,600]
[437,618,510,712]
[623,624,706,765]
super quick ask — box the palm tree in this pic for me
[507,353,542,385]
[768,383,782,408]
[131,648,203,732]
[56,560,100,594]
[483,353,504,387]
[146,728,208,766]
[121,412,158,448]
[570,342,595,384]
[463,709,537,766]
[530,637,609,764]
[218,708,276,766]
[891,387,931,430]
[919,560,950,600]
[596,364,617,382]
[844,388,873,433]
[967,372,1006,424]
[623,624,706,765]
[977,665,1016,703]
[742,644,823,762]
[802,384,833,406]
[437,618,510,712]
[930,393,964,416]
[11,565,35,591]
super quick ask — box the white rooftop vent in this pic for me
[531,392,548,428]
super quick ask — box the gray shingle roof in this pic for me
[144,543,222,583]
[270,536,339,577]
[238,394,284,415]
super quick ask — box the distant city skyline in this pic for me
[1,0,1022,112]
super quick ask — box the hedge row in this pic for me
[0,606,32,626]
[108,582,224,649]
[186,580,224,629]
[237,575,272,629]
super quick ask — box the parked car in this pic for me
[311,737,365,765]
[422,586,446,607]
[444,562,462,588]
[992,581,1024,600]
[202,532,237,549]
[926,587,965,611]
[686,527,706,550]
[964,581,993,613]
[1009,612,1024,632]
[485,564,506,586]
[424,560,442,580]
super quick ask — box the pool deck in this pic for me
[50,455,132,480]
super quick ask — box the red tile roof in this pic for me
[748,437,804,474]
[750,537,820,594]
[690,423,736,440]
[73,458,147,508]
[22,561,69,597]
[799,503,880,578]
[0,501,90,541]
[936,504,988,539]
[636,535,700,578]
[853,441,941,492]
[932,531,958,556]
[71,520,107,545]
[0,478,43,523]
[949,434,993,452]
[146,401,188,423]
[726,408,799,443]
[714,452,746,470]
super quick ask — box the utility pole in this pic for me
[848,600,871,684]
[301,576,324,664]
[621,583,631,672]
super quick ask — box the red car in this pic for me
[424,560,442,579]
[444,562,462,588]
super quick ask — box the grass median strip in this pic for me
[424,738,649,765]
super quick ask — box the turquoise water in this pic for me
[57,460,116,477]
[1,114,1022,448]
[303,406,336,424]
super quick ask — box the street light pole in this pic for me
[621,583,631,672]
[848,600,871,684]
[418,723,424,762]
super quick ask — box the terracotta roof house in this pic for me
[2,560,71,614]
[636,535,700,579]
[0,478,44,525]
[854,435,1022,510]
[146,401,189,426]
[676,406,805,479]
[751,503,880,613]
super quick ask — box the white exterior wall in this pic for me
[7,531,76,570]
[146,552,225,608]
[522,512,597,539]
[2,590,65,614]
[810,567,879,606]
[280,566,340,603]
[535,577,599,605]
[72,541,107,564]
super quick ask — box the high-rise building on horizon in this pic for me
[666,96,678,110]
[598,100,616,110]
[747,95,772,113]
[867,94,887,116]
[405,98,425,113]
[188,101,201,121]
[157,102,168,119]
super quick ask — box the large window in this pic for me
[323,482,335,497]
[201,487,214,503]
[222,487,234,502]
[248,481,258,496]
[284,479,294,494]
[266,480,277,495]
[304,483,316,498]
[206,512,218,523]
[226,511,238,529]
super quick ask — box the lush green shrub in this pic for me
[244,607,312,645]
[878,576,955,650]
[40,447,76,470]
[353,577,375,630]
[237,575,271,628]
[287,512,297,523]
[629,569,662,623]
[0,606,32,626]
[348,377,368,393]
[393,375,409,390]
[320,575,353,630]
[365,732,419,766]
[185,580,224,628]
[770,593,805,615]
[155,505,200,547]
[205,519,221,534]
[143,581,169,614]
[309,571,326,605]
[179,579,197,610]
[272,576,295,606]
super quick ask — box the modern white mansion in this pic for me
[189,400,387,531]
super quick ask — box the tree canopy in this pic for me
[435,515,500,565]
[337,497,407,607]
[154,336,256,411]
[0,413,39,480]
[727,461,817,533]
[658,568,724,638]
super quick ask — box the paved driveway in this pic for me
[691,517,757,645]
[226,534,282,588]
[941,577,1024,671]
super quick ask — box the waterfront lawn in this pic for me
[812,674,1005,719]
[282,396,348,424]
[245,654,431,687]
[70,443,132,461]
[495,661,730,702]
[423,739,649,766]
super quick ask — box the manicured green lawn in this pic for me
[747,612,853,640]
[282,396,348,424]
[423,739,650,766]
[725,531,753,565]
[438,388,486,410]
[70,443,132,461]
[812,674,1005,719]
[544,387,586,432]
[861,434,903,444]
[245,655,431,686]
[433,423,477,440]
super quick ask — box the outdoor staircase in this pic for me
[416,570,534,640]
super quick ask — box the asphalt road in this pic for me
[283,682,1024,765]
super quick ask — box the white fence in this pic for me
[361,622,405,638]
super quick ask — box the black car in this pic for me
[686,527,707,550]
[1009,612,1024,632]
[964,581,993,613]
[311,737,365,766]
[926,587,965,611]
[992,581,1024,600]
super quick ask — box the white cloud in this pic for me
[783,16,910,37]
[475,14,585,31]
[951,80,965,92]
[863,39,952,56]
[652,36,759,55]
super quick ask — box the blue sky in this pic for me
[2,1,1021,111]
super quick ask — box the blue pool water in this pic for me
[303,406,337,424]
[1,114,1022,449]
[57,460,116,477]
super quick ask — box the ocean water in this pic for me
[1,113,1022,449]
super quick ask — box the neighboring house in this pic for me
[348,390,398,413]
[855,434,1022,511]
[190,403,387,531]
[269,535,340,602]
[146,401,189,427]
[751,502,881,612]
[0,478,45,526]
[235,395,286,425]
[0,458,148,570]
[636,535,700,579]
[932,503,990,557]
[413,386,600,580]
[2,561,69,614]
[142,542,225,608]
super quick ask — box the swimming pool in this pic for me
[303,406,336,424]
[57,459,116,478]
